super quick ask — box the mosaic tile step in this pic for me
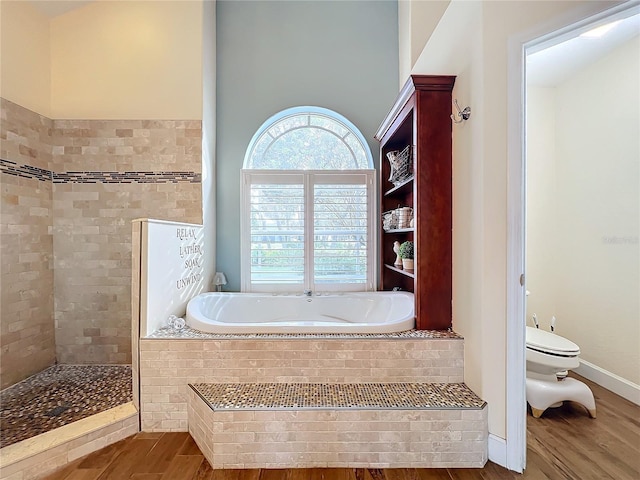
[149,326,463,340]
[0,365,132,449]
[190,383,485,411]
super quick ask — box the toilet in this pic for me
[526,326,596,418]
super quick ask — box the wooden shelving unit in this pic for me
[375,75,455,331]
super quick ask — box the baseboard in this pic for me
[576,359,640,406]
[488,433,507,468]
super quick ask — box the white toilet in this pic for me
[526,326,596,418]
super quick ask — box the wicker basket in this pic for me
[382,210,398,232]
[387,145,413,186]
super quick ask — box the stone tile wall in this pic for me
[0,98,203,386]
[50,119,202,365]
[139,337,464,431]
[0,99,52,172]
[0,99,55,389]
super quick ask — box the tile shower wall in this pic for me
[0,98,203,386]
[50,119,202,364]
[0,99,55,389]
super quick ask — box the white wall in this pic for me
[134,219,206,337]
[0,1,51,116]
[411,0,618,440]
[50,1,203,119]
[528,37,639,385]
[525,87,558,330]
[0,1,203,120]
[202,1,217,294]
[398,0,411,85]
[397,0,450,83]
[556,36,639,385]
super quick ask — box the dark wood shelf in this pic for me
[384,176,413,197]
[376,74,455,331]
[384,264,415,278]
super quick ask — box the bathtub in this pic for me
[185,291,415,334]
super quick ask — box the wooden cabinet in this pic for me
[375,75,455,331]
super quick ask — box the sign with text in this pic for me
[137,219,206,336]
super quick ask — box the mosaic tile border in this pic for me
[190,383,486,411]
[147,325,463,340]
[0,159,201,184]
[52,170,201,184]
[0,159,51,182]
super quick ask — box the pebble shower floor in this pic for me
[0,365,132,448]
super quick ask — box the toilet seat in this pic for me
[525,326,596,418]
[526,326,580,357]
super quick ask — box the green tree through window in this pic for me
[244,107,372,170]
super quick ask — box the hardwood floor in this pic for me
[525,374,639,479]
[43,375,639,480]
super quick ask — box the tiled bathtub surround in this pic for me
[0,98,203,386]
[0,365,132,448]
[139,336,464,431]
[187,385,488,469]
[0,100,55,390]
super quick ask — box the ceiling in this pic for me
[29,1,93,18]
[527,9,640,87]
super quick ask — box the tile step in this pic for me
[187,383,488,469]
[189,382,485,411]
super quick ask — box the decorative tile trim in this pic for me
[52,171,201,184]
[0,159,52,182]
[146,326,463,340]
[189,382,486,410]
[0,159,201,184]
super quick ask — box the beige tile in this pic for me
[1,105,203,374]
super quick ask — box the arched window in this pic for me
[241,107,375,292]
[244,106,373,170]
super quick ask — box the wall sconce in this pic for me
[213,272,227,292]
[451,99,471,124]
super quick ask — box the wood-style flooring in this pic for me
[43,375,639,480]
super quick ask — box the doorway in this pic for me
[511,1,640,472]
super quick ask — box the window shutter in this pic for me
[243,172,374,292]
[249,183,304,285]
[313,184,368,285]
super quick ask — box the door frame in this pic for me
[505,0,639,471]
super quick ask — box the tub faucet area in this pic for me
[303,289,313,297]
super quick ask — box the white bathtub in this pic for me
[185,291,415,334]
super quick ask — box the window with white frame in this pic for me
[241,106,375,292]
